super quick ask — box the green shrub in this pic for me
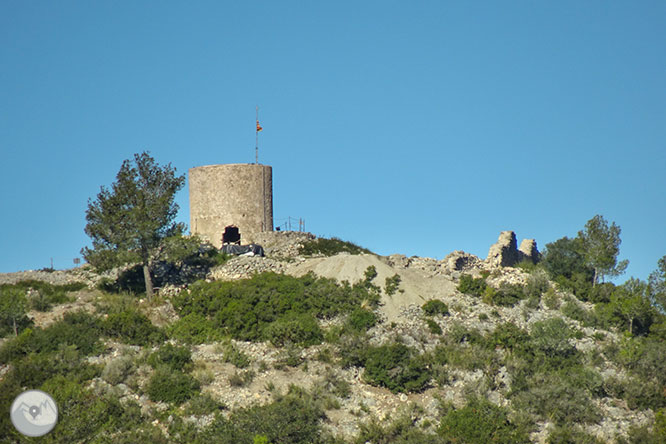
[426,318,443,335]
[0,286,31,337]
[172,272,378,343]
[491,284,527,307]
[529,318,577,361]
[0,311,103,363]
[457,274,487,296]
[384,274,402,296]
[229,369,256,387]
[422,300,449,316]
[97,265,147,294]
[197,386,326,444]
[222,343,251,368]
[264,313,323,346]
[148,343,192,371]
[298,237,372,256]
[562,301,595,326]
[147,366,200,404]
[489,322,529,351]
[167,312,223,344]
[478,313,489,321]
[432,341,496,372]
[1,280,84,312]
[543,288,561,309]
[363,343,432,393]
[546,424,604,444]
[102,355,136,385]
[346,308,377,332]
[356,413,444,444]
[438,397,530,443]
[525,270,550,299]
[186,393,226,416]
[103,309,165,345]
[512,370,601,424]
[338,332,371,369]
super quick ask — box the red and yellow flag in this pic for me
[256,120,263,132]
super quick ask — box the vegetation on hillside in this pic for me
[1,213,665,442]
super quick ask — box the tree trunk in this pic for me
[13,317,17,336]
[143,264,154,301]
[593,268,598,287]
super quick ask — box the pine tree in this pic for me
[82,152,185,300]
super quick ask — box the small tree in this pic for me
[82,152,185,300]
[648,255,666,313]
[577,215,628,286]
[0,287,28,336]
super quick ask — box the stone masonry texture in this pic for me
[189,164,273,248]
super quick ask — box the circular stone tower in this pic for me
[189,163,273,248]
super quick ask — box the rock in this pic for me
[486,231,539,267]
[384,254,411,268]
[442,251,481,272]
[486,231,521,267]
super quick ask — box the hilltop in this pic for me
[1,231,664,443]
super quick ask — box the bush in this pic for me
[488,322,529,351]
[103,309,165,345]
[167,312,224,344]
[197,386,326,444]
[426,318,443,335]
[356,412,444,444]
[147,366,200,404]
[0,311,103,363]
[529,318,577,361]
[384,274,402,296]
[438,397,530,443]
[229,370,255,387]
[0,286,31,337]
[562,301,595,326]
[512,370,601,424]
[172,272,378,343]
[346,308,377,332]
[525,270,550,299]
[546,424,604,444]
[148,343,192,371]
[102,355,136,385]
[457,274,487,296]
[222,343,251,369]
[298,237,372,256]
[422,300,449,316]
[491,284,527,307]
[97,265,147,294]
[186,393,226,416]
[264,313,323,346]
[363,343,431,393]
[1,280,84,308]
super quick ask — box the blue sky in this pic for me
[1,1,664,282]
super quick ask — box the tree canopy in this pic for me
[578,215,628,285]
[82,151,185,299]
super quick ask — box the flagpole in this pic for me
[255,106,259,164]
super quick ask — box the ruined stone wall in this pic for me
[189,164,273,248]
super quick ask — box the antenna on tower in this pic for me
[255,106,263,164]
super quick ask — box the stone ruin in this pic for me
[486,231,539,267]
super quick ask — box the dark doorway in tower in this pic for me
[222,226,241,245]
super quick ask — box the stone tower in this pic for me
[189,163,273,248]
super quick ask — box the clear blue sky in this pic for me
[1,1,664,282]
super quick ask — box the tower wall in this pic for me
[189,164,273,248]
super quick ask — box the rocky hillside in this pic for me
[1,231,664,443]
